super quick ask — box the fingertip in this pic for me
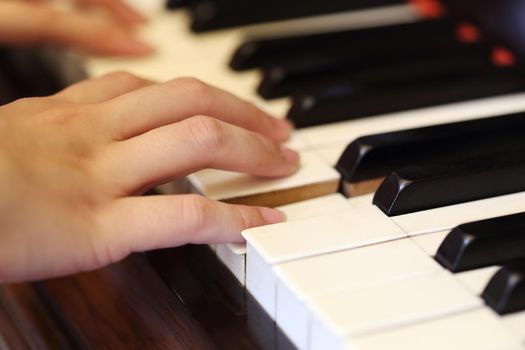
[280,145,300,168]
[259,207,287,224]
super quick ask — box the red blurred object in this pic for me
[492,47,517,66]
[457,23,482,43]
[409,0,445,18]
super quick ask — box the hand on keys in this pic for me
[0,74,298,283]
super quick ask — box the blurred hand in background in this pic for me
[0,0,154,56]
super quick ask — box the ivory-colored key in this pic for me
[455,266,501,296]
[244,204,405,316]
[502,311,525,342]
[215,193,353,284]
[309,271,482,350]
[410,231,449,256]
[273,239,440,349]
[410,231,501,296]
[188,151,339,208]
[243,191,525,320]
[346,308,521,350]
[312,143,348,166]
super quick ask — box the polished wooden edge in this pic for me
[221,179,340,208]
[343,177,385,197]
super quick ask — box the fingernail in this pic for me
[276,118,294,131]
[281,145,300,165]
[272,118,293,140]
[260,208,287,224]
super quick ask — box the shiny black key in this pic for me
[482,263,525,315]
[435,214,525,272]
[167,0,191,9]
[373,148,525,216]
[260,43,487,99]
[189,0,404,32]
[230,18,457,71]
[336,113,525,185]
[288,67,525,128]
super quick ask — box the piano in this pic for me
[1,0,525,349]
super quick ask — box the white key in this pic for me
[392,191,525,236]
[502,311,525,342]
[455,266,501,295]
[215,193,353,284]
[279,193,353,220]
[124,0,165,16]
[408,229,501,296]
[244,191,525,318]
[346,193,374,209]
[215,243,246,284]
[409,230,502,296]
[312,143,348,166]
[244,205,405,316]
[347,308,521,350]
[309,271,482,350]
[188,151,339,205]
[273,239,440,349]
[410,230,449,256]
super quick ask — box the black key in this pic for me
[230,19,457,71]
[189,0,404,32]
[288,67,525,128]
[167,0,191,9]
[482,263,525,315]
[336,113,525,185]
[373,148,525,216]
[435,213,525,272]
[259,43,488,99]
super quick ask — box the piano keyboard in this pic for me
[86,1,525,349]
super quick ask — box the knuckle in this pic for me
[171,77,212,111]
[237,206,258,229]
[104,71,142,87]
[184,194,215,232]
[187,115,226,152]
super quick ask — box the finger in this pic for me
[0,1,153,56]
[105,77,293,142]
[52,72,154,103]
[100,116,300,193]
[74,0,147,25]
[97,195,286,256]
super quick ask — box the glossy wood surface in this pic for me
[0,253,217,349]
[0,246,294,350]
